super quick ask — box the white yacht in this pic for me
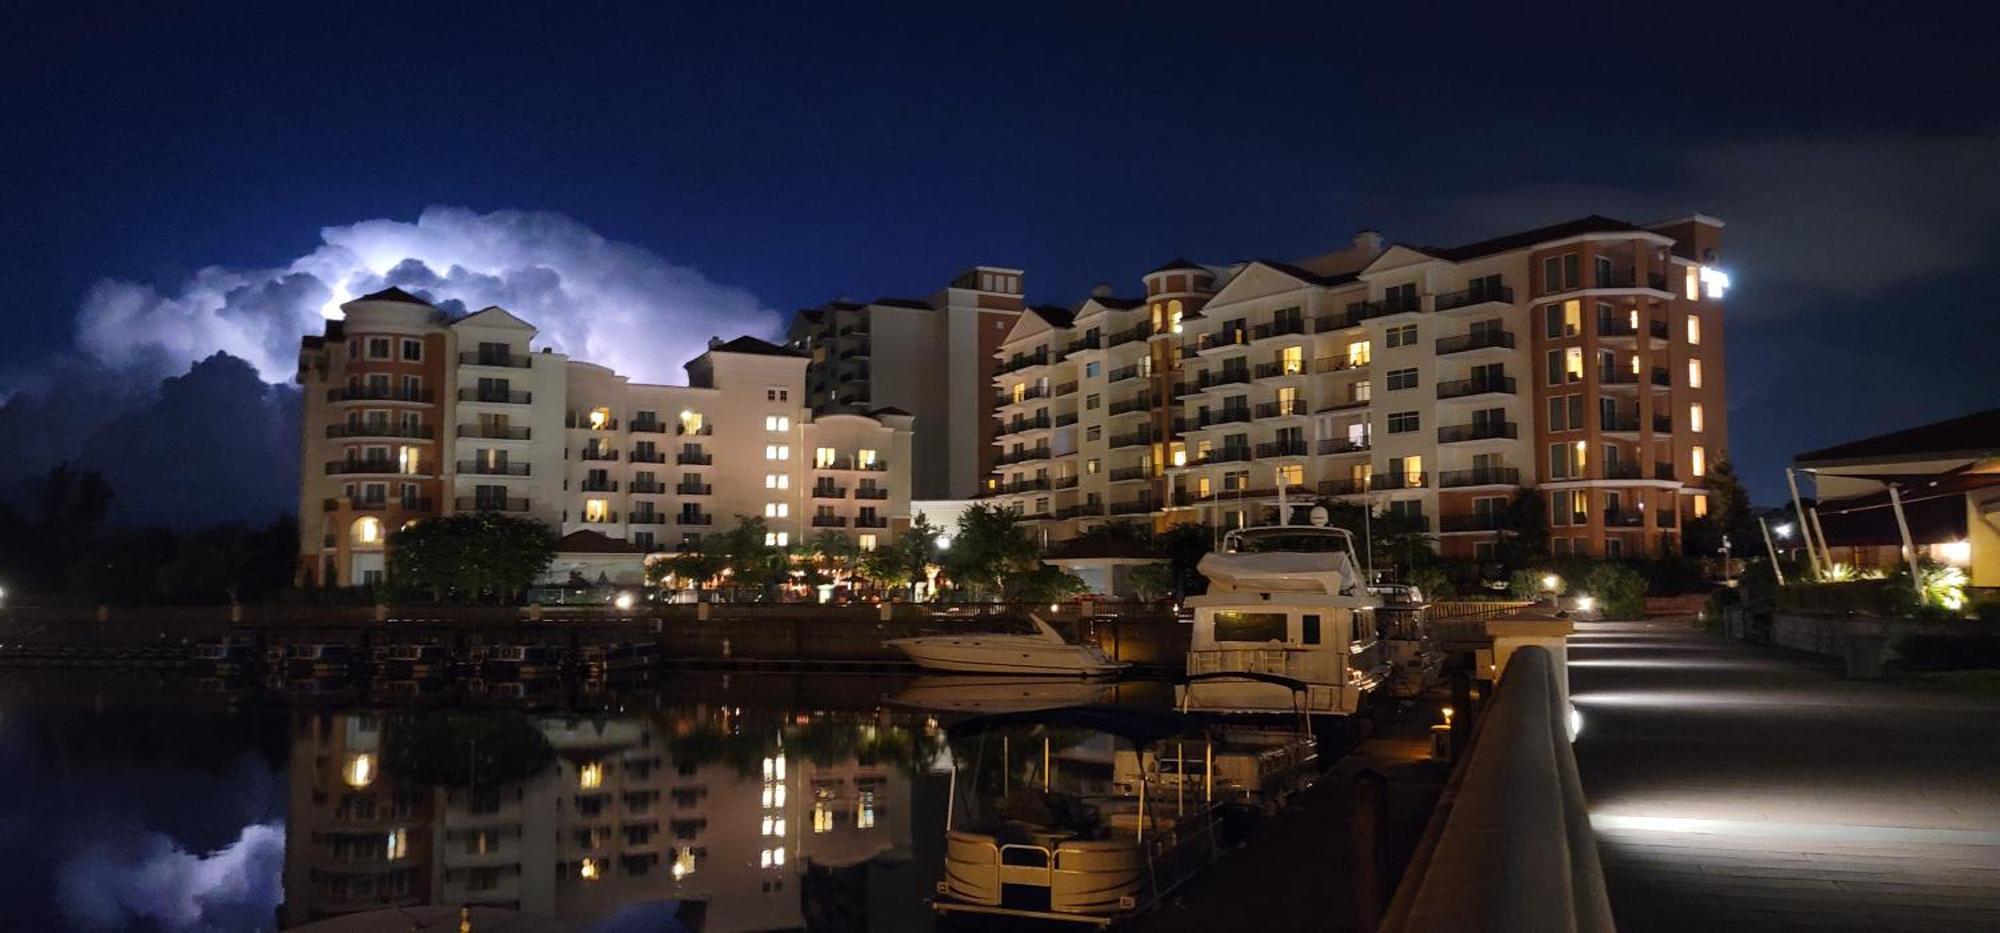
[1370,582,1444,699]
[1177,517,1390,718]
[886,615,1129,677]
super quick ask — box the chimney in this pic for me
[1354,229,1385,256]
[708,336,721,349]
[1090,282,1113,299]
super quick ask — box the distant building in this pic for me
[984,215,1730,560]
[295,289,913,588]
[787,267,1026,500]
[1795,407,2000,586]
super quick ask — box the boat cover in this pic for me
[1197,549,1359,595]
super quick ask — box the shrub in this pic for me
[1580,562,1648,619]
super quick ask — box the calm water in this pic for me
[0,669,1169,932]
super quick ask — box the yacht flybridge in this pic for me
[1177,517,1391,719]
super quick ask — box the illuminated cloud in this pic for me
[72,205,780,386]
[57,821,285,932]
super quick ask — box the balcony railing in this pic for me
[1251,318,1306,341]
[1108,465,1148,482]
[995,385,1052,406]
[1190,447,1254,466]
[456,496,529,512]
[1654,461,1677,481]
[1595,268,1673,291]
[1651,367,1672,387]
[326,459,404,475]
[1196,369,1253,390]
[1054,381,1079,397]
[1604,462,1642,480]
[1438,467,1521,488]
[1317,438,1370,455]
[1108,499,1157,516]
[1437,376,1516,399]
[1316,355,1367,373]
[1108,428,1154,449]
[1604,509,1646,528]
[1198,408,1252,428]
[629,513,663,526]
[1254,361,1311,379]
[1314,311,1363,332]
[1056,503,1106,520]
[1106,324,1150,348]
[1433,285,1514,311]
[457,388,531,404]
[1371,471,1429,490]
[1435,330,1515,355]
[630,480,667,494]
[1318,478,1368,496]
[1439,513,1504,532]
[327,422,437,440]
[330,386,435,403]
[1653,415,1673,433]
[994,448,1052,467]
[629,419,665,434]
[812,485,847,499]
[1065,335,1102,355]
[996,348,1050,375]
[578,512,620,524]
[676,424,713,436]
[1255,399,1308,418]
[456,460,529,476]
[565,413,620,430]
[855,516,889,529]
[676,452,714,466]
[811,515,849,527]
[579,448,619,462]
[1054,475,1079,490]
[994,478,1053,495]
[1055,412,1079,427]
[578,479,619,492]
[1348,294,1423,319]
[1438,421,1518,443]
[675,481,712,495]
[324,497,433,513]
[457,425,530,440]
[1255,440,1310,458]
[1002,415,1052,434]
[678,513,714,526]
[854,487,890,500]
[458,352,532,368]
[1108,393,1153,416]
[629,450,667,464]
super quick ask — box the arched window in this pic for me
[351,516,383,547]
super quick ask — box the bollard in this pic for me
[878,602,892,623]
[721,637,732,659]
[697,601,712,622]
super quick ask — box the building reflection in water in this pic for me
[284,703,927,931]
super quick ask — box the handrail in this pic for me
[1379,646,1611,933]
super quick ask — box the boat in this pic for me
[374,643,451,680]
[1369,582,1444,699]
[889,675,1118,714]
[480,644,561,682]
[886,615,1128,676]
[1176,517,1390,719]
[1173,672,1320,809]
[933,705,1220,926]
[284,643,361,680]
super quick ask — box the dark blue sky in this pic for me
[5,1,1999,510]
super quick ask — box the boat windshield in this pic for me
[1225,525,1360,555]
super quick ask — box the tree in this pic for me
[384,711,555,788]
[387,513,557,603]
[1688,457,1756,560]
[804,530,860,589]
[940,504,1041,601]
[1003,564,1089,604]
[1154,522,1213,599]
[715,515,786,600]
[1127,561,1175,601]
[1492,488,1550,569]
[653,546,726,598]
[1312,500,1434,576]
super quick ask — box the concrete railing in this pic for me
[1426,600,1534,642]
[1380,645,1612,933]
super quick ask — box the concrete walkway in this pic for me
[1569,618,2000,931]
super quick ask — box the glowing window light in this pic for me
[759,848,773,868]
[579,761,603,790]
[1698,266,1730,299]
[580,857,601,880]
[773,846,786,866]
[344,753,375,788]
[589,407,611,429]
[386,828,407,859]
[813,803,834,833]
[1939,540,1972,566]
[352,516,382,546]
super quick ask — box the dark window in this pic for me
[1212,611,1287,643]
[1301,614,1321,645]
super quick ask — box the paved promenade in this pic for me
[1569,618,2000,931]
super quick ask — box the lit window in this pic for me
[1279,346,1304,375]
[1686,314,1701,345]
[589,407,611,429]
[1171,447,1187,467]
[765,415,790,431]
[580,858,601,880]
[766,444,790,461]
[1168,300,1184,334]
[679,410,703,434]
[351,516,383,547]
[1691,446,1707,478]
[1684,265,1700,300]
[585,499,610,522]
[764,502,789,518]
[1564,348,1584,382]
[386,828,407,859]
[814,447,837,467]
[1692,493,1709,518]
[672,848,697,880]
[579,761,603,789]
[858,449,877,468]
[765,473,789,489]
[1574,440,1588,471]
[1689,403,1705,433]
[1197,476,1212,498]
[344,753,375,788]
[773,847,786,866]
[1277,464,1303,488]
[1011,384,1025,404]
[1347,341,1371,366]
[813,803,834,833]
[760,849,774,868]
[1629,354,1641,375]
[1687,359,1703,389]
[764,532,789,547]
[858,792,877,829]
[858,534,877,551]
[398,446,421,475]
[1085,458,1100,474]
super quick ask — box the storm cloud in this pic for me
[57,821,285,932]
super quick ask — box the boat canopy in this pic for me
[947,705,1204,747]
[1197,549,1360,595]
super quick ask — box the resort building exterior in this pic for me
[984,215,1731,560]
[787,266,1026,500]
[296,288,913,588]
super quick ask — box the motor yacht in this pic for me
[1370,582,1444,699]
[886,615,1128,676]
[1177,516,1390,719]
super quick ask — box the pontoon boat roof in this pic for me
[947,705,1204,746]
[1197,549,1361,595]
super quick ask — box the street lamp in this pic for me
[1773,523,1794,540]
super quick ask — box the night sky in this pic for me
[5,2,1999,524]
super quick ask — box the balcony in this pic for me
[1054,475,1079,489]
[1654,461,1677,481]
[812,485,847,499]
[1198,408,1252,429]
[457,388,530,404]
[676,424,713,436]
[676,481,713,495]
[456,460,529,476]
[1436,375,1516,399]
[1604,509,1646,528]
[565,413,620,430]
[1065,335,1102,355]
[1108,393,1153,416]
[579,448,619,462]
[1255,440,1310,459]
[996,348,1050,375]
[676,452,713,466]
[1190,447,1254,466]
[456,496,529,512]
[994,447,1052,467]
[1370,472,1429,491]
[1314,311,1363,333]
[324,497,432,513]
[994,478,1053,495]
[1439,513,1504,533]
[1108,428,1154,449]
[330,386,435,404]
[994,385,1052,406]
[678,513,715,526]
[326,459,403,476]
[1251,318,1306,341]
[1317,478,1368,496]
[1196,369,1253,390]
[1596,317,1669,339]
[1651,367,1672,387]
[855,516,889,529]
[1433,285,1514,311]
[1106,324,1150,348]
[578,512,620,524]
[629,419,665,434]
[1056,412,1080,427]
[629,449,667,464]
[1054,381,1079,397]
[1438,467,1521,488]
[630,480,667,494]
[1604,462,1642,480]
[1319,396,1372,413]
[629,513,663,526]
[328,422,436,441]
[1108,499,1157,516]
[1189,328,1250,354]
[457,425,530,440]
[811,515,849,527]
[1108,465,1148,483]
[1002,414,1052,434]
[1435,330,1515,355]
[1438,421,1518,443]
[1056,503,1106,520]
[1315,355,1367,374]
[1254,399,1308,418]
[1254,361,1311,379]
[855,487,890,500]
[1317,438,1369,455]
[578,479,619,492]
[1653,415,1673,433]
[1347,293,1422,320]
[1594,268,1673,292]
[458,351,532,368]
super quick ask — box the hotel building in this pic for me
[296,288,913,588]
[787,266,1026,500]
[985,215,1729,560]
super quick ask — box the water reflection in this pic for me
[283,685,941,932]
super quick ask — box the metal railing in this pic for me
[1438,421,1517,443]
[579,449,619,461]
[1255,440,1310,458]
[457,388,530,404]
[629,450,667,464]
[1108,465,1148,482]
[675,482,712,495]
[1370,472,1429,490]
[1318,478,1367,496]
[676,452,713,466]
[456,460,529,476]
[327,423,435,440]
[1317,438,1369,455]
[1255,399,1307,418]
[456,497,529,512]
[1433,284,1514,311]
[331,386,435,403]
[812,485,847,499]
[811,515,849,527]
[1437,376,1516,399]
[1435,330,1515,355]
[1438,467,1520,488]
[1108,428,1154,449]
[457,425,530,440]
[1251,318,1306,340]
[458,352,532,368]
[578,479,619,492]
[630,481,667,494]
[1108,393,1153,416]
[854,487,890,500]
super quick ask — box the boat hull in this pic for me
[886,637,1126,676]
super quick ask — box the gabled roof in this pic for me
[1028,305,1076,329]
[1148,257,1207,274]
[1420,215,1649,263]
[354,286,433,305]
[1795,408,2000,467]
[453,305,537,332]
[708,335,808,358]
[872,405,913,417]
[1256,260,1359,288]
[557,530,643,554]
[1093,296,1144,310]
